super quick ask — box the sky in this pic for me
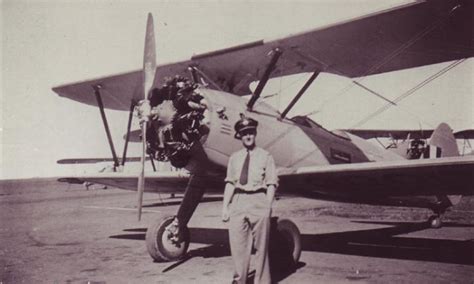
[1,0,473,179]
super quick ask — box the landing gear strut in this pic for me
[146,172,206,261]
[428,199,450,229]
[428,214,442,229]
[146,215,190,262]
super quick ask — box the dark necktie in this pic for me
[239,151,250,185]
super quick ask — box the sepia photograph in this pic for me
[1,0,473,283]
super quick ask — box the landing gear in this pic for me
[146,215,190,262]
[428,200,449,229]
[428,214,442,229]
[145,172,206,262]
[270,218,302,268]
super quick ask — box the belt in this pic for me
[235,188,266,194]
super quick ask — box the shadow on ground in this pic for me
[110,220,474,281]
[329,220,474,265]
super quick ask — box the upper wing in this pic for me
[278,156,474,197]
[58,171,225,194]
[52,0,473,110]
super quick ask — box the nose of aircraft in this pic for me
[144,85,210,168]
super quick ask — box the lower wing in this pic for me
[279,156,474,198]
[58,171,224,194]
[58,156,474,201]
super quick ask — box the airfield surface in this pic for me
[1,179,473,283]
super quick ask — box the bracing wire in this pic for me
[353,58,466,128]
[315,4,463,113]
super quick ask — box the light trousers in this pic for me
[229,191,271,284]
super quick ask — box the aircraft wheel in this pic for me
[428,215,442,229]
[271,218,302,266]
[146,215,190,262]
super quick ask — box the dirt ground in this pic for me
[1,179,473,283]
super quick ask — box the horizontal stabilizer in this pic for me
[123,129,142,142]
[454,129,474,139]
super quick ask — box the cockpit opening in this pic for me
[291,115,351,140]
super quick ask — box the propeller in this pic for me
[137,13,157,221]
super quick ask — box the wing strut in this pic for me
[187,66,199,84]
[280,70,320,120]
[93,84,120,169]
[247,48,282,110]
[122,101,136,166]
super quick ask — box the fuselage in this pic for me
[197,87,403,173]
[154,87,452,211]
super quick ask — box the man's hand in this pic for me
[222,183,235,223]
[221,206,230,222]
[266,185,276,206]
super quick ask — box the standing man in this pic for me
[222,115,278,284]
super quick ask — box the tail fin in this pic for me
[427,123,459,158]
[429,123,463,208]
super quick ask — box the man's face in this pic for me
[241,129,256,148]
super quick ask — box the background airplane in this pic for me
[52,0,473,263]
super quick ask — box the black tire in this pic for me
[146,215,190,262]
[270,218,302,275]
[276,219,302,263]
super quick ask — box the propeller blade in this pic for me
[137,13,157,221]
[143,13,157,99]
[137,126,146,221]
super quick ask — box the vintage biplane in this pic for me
[53,0,474,263]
